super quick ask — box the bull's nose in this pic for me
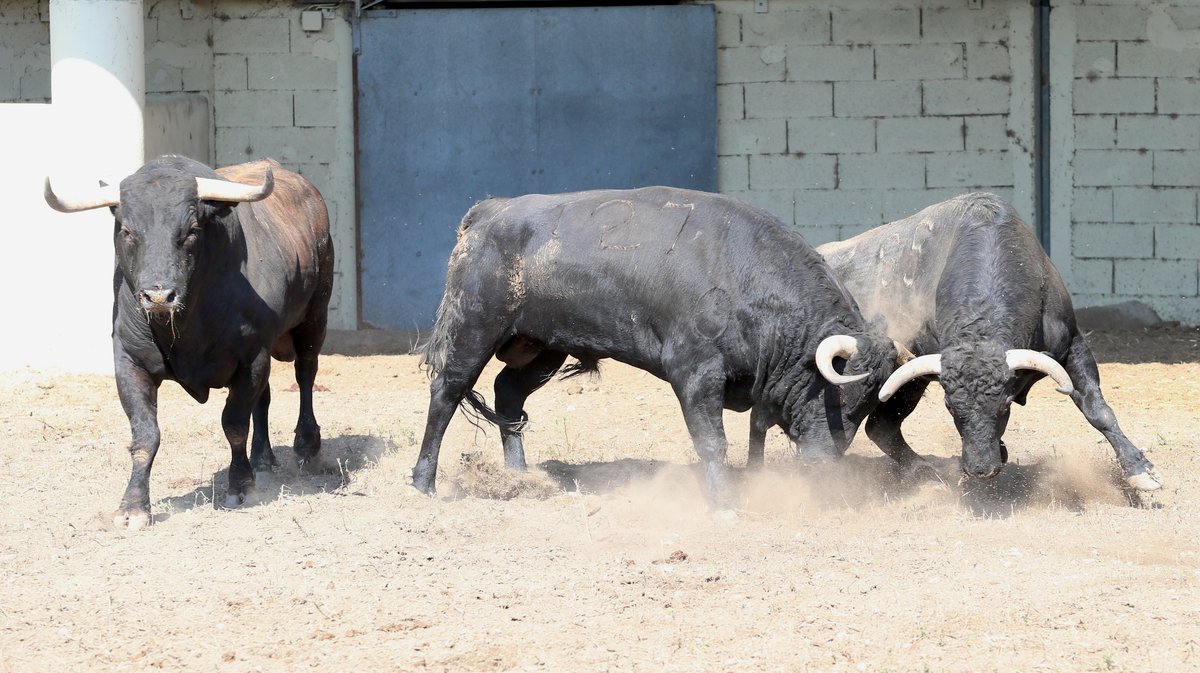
[139,287,177,306]
[963,462,1003,480]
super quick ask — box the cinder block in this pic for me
[1153,151,1200,187]
[876,44,964,81]
[718,46,786,84]
[787,45,874,81]
[877,117,963,153]
[923,80,1010,115]
[1074,42,1115,79]
[1118,42,1200,78]
[213,17,290,54]
[215,126,337,166]
[216,90,293,128]
[1156,223,1200,260]
[718,155,749,192]
[745,81,832,119]
[922,7,1009,43]
[718,118,787,156]
[794,188,882,227]
[834,80,920,117]
[717,84,744,121]
[248,53,338,91]
[788,118,875,154]
[1117,116,1200,150]
[1072,78,1155,114]
[743,9,830,46]
[926,151,1012,189]
[146,64,183,94]
[748,153,836,190]
[838,153,925,189]
[215,55,248,91]
[294,90,338,127]
[832,8,919,45]
[1113,186,1197,223]
[1115,259,1198,296]
[967,43,1012,81]
[1075,5,1149,41]
[1071,259,1114,294]
[19,68,49,102]
[1073,150,1152,187]
[1072,187,1113,223]
[0,2,41,22]
[1074,116,1117,149]
[726,189,795,224]
[715,11,740,48]
[966,115,1010,150]
[0,68,19,102]
[1158,79,1200,114]
[1072,222,1154,259]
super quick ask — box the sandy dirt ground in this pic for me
[0,327,1197,673]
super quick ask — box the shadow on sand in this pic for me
[150,433,398,524]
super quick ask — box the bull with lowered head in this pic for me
[45,155,335,529]
[806,193,1160,491]
[414,187,899,508]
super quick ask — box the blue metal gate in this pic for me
[355,6,716,331]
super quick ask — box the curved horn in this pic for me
[43,177,120,213]
[1006,349,1074,395]
[195,168,274,203]
[815,334,868,385]
[878,354,942,402]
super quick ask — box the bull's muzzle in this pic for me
[961,457,1003,480]
[138,287,180,313]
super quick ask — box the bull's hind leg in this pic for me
[290,317,327,463]
[494,350,568,470]
[865,380,939,483]
[113,350,162,530]
[413,331,501,496]
[223,353,271,507]
[1063,334,1161,491]
[747,405,771,470]
[250,384,278,472]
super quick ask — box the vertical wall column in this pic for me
[51,0,145,180]
[44,0,145,373]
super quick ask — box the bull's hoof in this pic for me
[223,492,246,509]
[1126,469,1162,492]
[711,508,739,524]
[112,508,151,530]
[294,430,321,460]
[897,459,944,488]
[411,475,437,496]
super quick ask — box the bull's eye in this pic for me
[119,227,135,243]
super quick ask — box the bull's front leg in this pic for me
[669,360,735,510]
[1064,335,1161,491]
[113,351,162,530]
[747,405,770,470]
[223,356,270,507]
[865,379,940,484]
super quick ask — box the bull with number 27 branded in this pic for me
[45,155,335,529]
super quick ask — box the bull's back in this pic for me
[218,159,333,335]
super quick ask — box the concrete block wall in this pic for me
[209,2,357,330]
[711,0,1036,246]
[0,1,49,102]
[1062,1,1200,324]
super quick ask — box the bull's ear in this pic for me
[199,200,235,222]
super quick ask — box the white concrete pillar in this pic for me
[51,0,145,180]
[40,0,145,374]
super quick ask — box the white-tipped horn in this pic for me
[1005,349,1074,395]
[878,353,942,402]
[43,177,121,213]
[815,334,868,385]
[195,168,274,203]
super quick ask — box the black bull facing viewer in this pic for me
[45,155,335,529]
[414,187,900,507]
